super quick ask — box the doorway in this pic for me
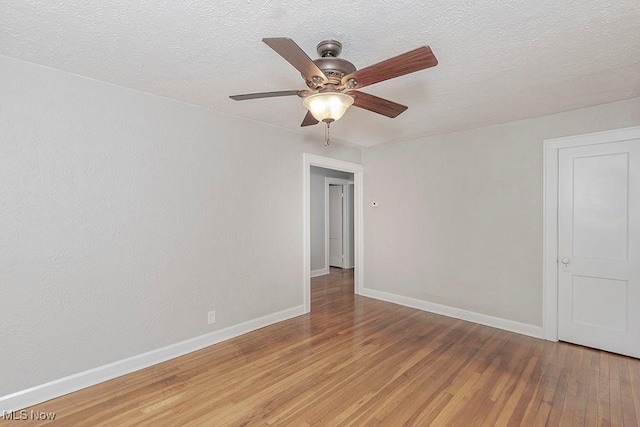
[303,154,363,314]
[544,126,640,358]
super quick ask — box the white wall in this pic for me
[0,54,361,398]
[310,167,353,272]
[362,97,640,327]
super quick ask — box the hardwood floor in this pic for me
[5,268,640,426]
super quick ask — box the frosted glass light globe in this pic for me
[302,92,354,122]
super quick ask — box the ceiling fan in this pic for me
[229,38,438,145]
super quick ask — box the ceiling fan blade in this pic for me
[262,38,328,83]
[229,90,304,101]
[342,46,438,90]
[301,111,319,127]
[347,90,408,118]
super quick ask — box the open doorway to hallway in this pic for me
[303,154,363,314]
[310,166,354,313]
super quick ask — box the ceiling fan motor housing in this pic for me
[306,40,356,89]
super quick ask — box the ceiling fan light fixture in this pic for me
[302,92,354,122]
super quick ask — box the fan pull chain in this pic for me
[324,121,331,146]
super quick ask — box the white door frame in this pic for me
[325,178,354,270]
[543,126,640,341]
[303,154,363,313]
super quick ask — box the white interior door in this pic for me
[558,139,640,358]
[329,185,343,268]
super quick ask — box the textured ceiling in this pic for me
[1,1,639,147]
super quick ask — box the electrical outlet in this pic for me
[207,311,216,325]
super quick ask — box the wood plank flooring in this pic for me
[4,268,640,426]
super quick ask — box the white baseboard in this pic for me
[0,305,305,413]
[359,288,543,339]
[310,268,329,278]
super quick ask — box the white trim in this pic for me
[543,126,640,341]
[303,154,364,313]
[311,268,329,278]
[343,183,354,269]
[544,126,640,148]
[0,305,305,413]
[354,172,364,297]
[325,177,354,270]
[360,288,544,339]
